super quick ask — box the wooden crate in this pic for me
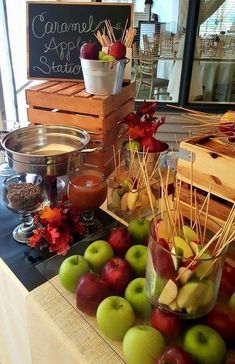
[177,134,235,262]
[177,134,235,205]
[26,81,135,176]
[26,81,135,135]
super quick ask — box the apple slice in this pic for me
[127,190,139,211]
[199,279,214,307]
[120,192,128,212]
[177,281,207,309]
[158,279,178,306]
[155,219,171,242]
[190,241,203,255]
[177,267,194,285]
[112,190,121,208]
[172,236,194,259]
[171,246,183,270]
[145,249,166,300]
[183,225,198,244]
[195,252,214,279]
[169,298,182,312]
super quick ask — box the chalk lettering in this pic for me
[44,36,81,61]
[33,56,81,75]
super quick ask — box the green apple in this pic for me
[59,255,90,292]
[158,279,178,306]
[84,240,114,273]
[125,140,141,152]
[99,51,107,60]
[102,54,116,62]
[125,245,147,277]
[128,218,150,244]
[229,292,235,310]
[177,280,207,310]
[123,325,165,364]
[96,296,135,341]
[183,324,226,364]
[183,225,198,244]
[124,278,151,318]
[172,236,193,259]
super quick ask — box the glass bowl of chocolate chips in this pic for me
[2,173,45,244]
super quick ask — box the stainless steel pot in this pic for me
[1,125,101,176]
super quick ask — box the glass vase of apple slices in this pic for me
[146,211,227,319]
[107,166,160,222]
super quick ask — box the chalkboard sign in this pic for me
[27,1,133,81]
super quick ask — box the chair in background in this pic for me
[132,43,140,82]
[136,49,169,99]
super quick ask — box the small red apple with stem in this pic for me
[76,272,111,316]
[107,226,133,257]
[206,303,235,345]
[101,257,133,295]
[80,42,100,60]
[151,307,182,338]
[108,41,126,60]
[156,346,196,364]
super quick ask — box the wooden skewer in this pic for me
[121,18,128,43]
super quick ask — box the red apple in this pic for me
[151,307,182,338]
[107,226,133,257]
[206,303,235,345]
[150,238,176,280]
[225,350,235,364]
[101,257,133,295]
[156,346,196,364]
[108,41,126,60]
[220,262,235,299]
[140,137,168,153]
[80,42,100,60]
[76,272,110,315]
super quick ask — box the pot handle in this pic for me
[81,140,103,153]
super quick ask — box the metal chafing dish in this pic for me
[1,124,99,177]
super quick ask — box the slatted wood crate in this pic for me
[177,134,235,263]
[26,81,135,176]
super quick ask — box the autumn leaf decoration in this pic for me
[28,198,85,255]
[122,101,166,141]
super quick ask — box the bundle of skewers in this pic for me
[142,160,235,316]
[95,18,136,48]
[107,146,162,221]
[167,104,235,146]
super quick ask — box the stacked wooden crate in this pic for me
[26,80,135,176]
[177,134,235,263]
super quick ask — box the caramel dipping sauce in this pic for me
[68,170,107,210]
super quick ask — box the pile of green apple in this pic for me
[147,218,221,318]
[58,218,234,364]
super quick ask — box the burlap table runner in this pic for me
[26,276,125,364]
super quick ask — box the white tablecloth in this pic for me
[0,258,31,364]
[200,61,235,101]
[158,59,234,102]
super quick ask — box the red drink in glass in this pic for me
[68,170,107,211]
